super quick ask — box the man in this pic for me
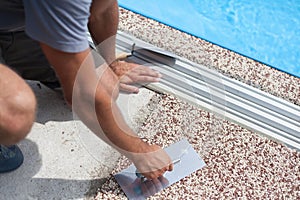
[0,0,173,179]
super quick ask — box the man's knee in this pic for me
[0,89,36,145]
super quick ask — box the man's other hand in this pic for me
[110,60,162,93]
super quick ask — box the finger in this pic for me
[152,178,164,192]
[142,172,158,180]
[126,75,161,83]
[119,83,140,93]
[144,180,157,195]
[120,74,161,84]
[155,168,167,178]
[118,75,133,84]
[123,64,162,77]
[158,176,169,188]
[140,181,151,197]
[134,67,162,78]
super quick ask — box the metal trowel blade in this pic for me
[114,138,206,200]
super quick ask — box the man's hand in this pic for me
[110,60,162,93]
[127,141,173,180]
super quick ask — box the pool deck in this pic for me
[98,8,300,199]
[0,8,299,200]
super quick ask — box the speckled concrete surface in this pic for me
[91,8,300,200]
[118,8,300,106]
[95,94,300,199]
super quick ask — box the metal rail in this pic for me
[115,31,300,150]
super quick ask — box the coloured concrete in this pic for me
[94,8,300,199]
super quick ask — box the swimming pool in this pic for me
[119,0,300,78]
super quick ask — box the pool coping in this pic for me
[115,31,300,150]
[118,8,300,107]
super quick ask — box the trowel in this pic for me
[114,138,206,199]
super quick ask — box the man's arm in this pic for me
[88,0,119,65]
[88,0,162,94]
[39,43,173,179]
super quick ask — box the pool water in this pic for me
[119,0,300,78]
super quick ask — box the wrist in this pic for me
[109,52,131,69]
[109,59,119,71]
[121,137,150,160]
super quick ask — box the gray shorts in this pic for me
[0,31,58,83]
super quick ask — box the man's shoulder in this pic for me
[24,0,92,53]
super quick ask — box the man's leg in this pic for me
[2,31,60,88]
[0,64,36,172]
[0,64,36,145]
[0,31,41,173]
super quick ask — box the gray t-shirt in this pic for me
[0,0,92,53]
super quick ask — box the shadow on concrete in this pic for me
[29,81,74,124]
[0,120,109,200]
[0,81,113,200]
[23,177,108,200]
[0,139,41,199]
[1,80,141,200]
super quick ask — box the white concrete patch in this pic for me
[0,81,156,200]
[117,89,158,132]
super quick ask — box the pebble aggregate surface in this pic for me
[93,8,300,200]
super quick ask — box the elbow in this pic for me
[64,93,73,107]
[61,86,78,106]
[89,0,118,23]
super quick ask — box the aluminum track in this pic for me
[115,31,300,150]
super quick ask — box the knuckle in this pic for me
[149,173,157,180]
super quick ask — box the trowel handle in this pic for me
[135,158,181,179]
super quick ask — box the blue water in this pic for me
[119,0,300,78]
